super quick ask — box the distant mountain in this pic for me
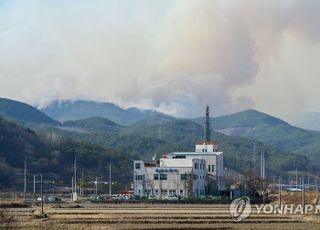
[63,117,122,133]
[195,109,320,162]
[213,109,286,129]
[41,100,174,125]
[0,98,60,126]
[282,111,320,131]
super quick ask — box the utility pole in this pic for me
[33,175,36,194]
[300,177,303,207]
[74,156,77,194]
[24,154,27,201]
[260,148,265,200]
[279,176,282,206]
[296,168,298,190]
[71,177,74,199]
[40,174,44,216]
[260,149,265,180]
[95,177,98,196]
[302,176,305,208]
[253,144,256,184]
[80,171,84,196]
[109,164,112,197]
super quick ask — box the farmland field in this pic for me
[2,203,320,229]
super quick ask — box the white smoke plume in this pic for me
[0,0,320,117]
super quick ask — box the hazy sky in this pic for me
[1,0,320,117]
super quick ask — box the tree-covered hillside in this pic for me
[64,117,122,133]
[0,116,132,190]
[214,109,286,129]
[43,118,314,176]
[195,109,320,162]
[0,98,60,125]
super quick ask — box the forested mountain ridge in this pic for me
[194,109,320,162]
[47,118,314,175]
[41,100,174,125]
[1,97,320,191]
[0,98,60,125]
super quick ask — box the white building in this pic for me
[134,158,206,198]
[133,141,224,198]
[166,141,224,191]
[133,106,225,198]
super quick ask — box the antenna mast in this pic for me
[204,105,211,143]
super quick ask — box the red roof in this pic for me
[196,140,218,145]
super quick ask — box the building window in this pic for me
[155,189,158,195]
[160,174,167,180]
[193,174,197,180]
[135,163,141,169]
[135,175,143,180]
[180,174,188,180]
[208,165,215,172]
[154,174,159,180]
[173,155,186,159]
[180,189,183,195]
[194,163,198,169]
[161,189,167,195]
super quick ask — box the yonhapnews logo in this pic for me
[229,196,251,222]
[230,196,320,222]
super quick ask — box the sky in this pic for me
[0,0,320,118]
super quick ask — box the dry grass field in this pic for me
[1,202,320,230]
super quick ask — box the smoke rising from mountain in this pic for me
[0,0,320,117]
